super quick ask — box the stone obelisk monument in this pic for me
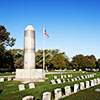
[16,25,45,82]
[24,25,35,69]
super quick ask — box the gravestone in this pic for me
[29,83,35,89]
[85,75,87,79]
[87,75,90,78]
[61,75,64,79]
[54,88,62,100]
[80,82,85,90]
[86,81,90,88]
[74,78,77,81]
[0,78,4,82]
[8,77,12,81]
[70,75,73,77]
[62,79,66,83]
[73,69,76,71]
[95,89,100,92]
[54,76,57,79]
[18,84,25,91]
[56,79,62,84]
[93,79,97,85]
[77,77,81,80]
[74,84,79,93]
[90,80,94,87]
[42,92,51,100]
[67,75,70,78]
[81,76,84,79]
[67,79,70,82]
[79,69,82,71]
[50,80,56,84]
[64,75,67,78]
[71,79,74,82]
[22,96,34,100]
[97,78,100,84]
[64,86,71,96]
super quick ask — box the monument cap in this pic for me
[25,25,35,31]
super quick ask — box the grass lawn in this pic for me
[0,71,100,100]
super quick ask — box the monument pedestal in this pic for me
[16,69,45,82]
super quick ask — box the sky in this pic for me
[0,0,100,60]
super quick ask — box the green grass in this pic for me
[61,85,100,100]
[0,72,15,76]
[0,71,100,100]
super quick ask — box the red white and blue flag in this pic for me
[43,28,49,38]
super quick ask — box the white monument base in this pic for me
[15,69,45,82]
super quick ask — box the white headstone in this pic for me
[18,84,25,91]
[56,79,62,84]
[42,92,51,100]
[97,78,100,84]
[61,75,63,79]
[64,86,71,96]
[62,79,66,83]
[54,88,62,100]
[90,80,94,87]
[70,75,73,77]
[0,78,4,82]
[67,79,70,82]
[81,76,84,79]
[54,76,57,79]
[73,69,76,71]
[86,81,90,88]
[74,84,79,93]
[8,77,12,81]
[64,75,67,78]
[29,83,35,89]
[84,75,87,79]
[71,79,74,82]
[79,69,82,71]
[80,82,85,90]
[77,77,81,80]
[87,75,90,78]
[95,89,100,92]
[50,80,56,84]
[68,75,70,78]
[93,79,97,85]
[22,96,34,100]
[74,78,77,81]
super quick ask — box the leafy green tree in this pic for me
[0,25,16,71]
[71,54,96,70]
[10,49,24,69]
[51,52,67,69]
[0,25,16,52]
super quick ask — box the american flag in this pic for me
[43,28,49,38]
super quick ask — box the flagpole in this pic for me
[43,28,45,78]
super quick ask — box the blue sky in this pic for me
[0,0,100,59]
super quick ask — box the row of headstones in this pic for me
[0,77,12,82]
[22,77,100,100]
[54,74,73,79]
[51,74,95,84]
[18,83,35,91]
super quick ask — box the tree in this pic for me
[36,49,60,69]
[51,52,66,69]
[11,49,24,69]
[71,54,84,70]
[0,25,16,71]
[71,54,96,70]
[0,25,16,51]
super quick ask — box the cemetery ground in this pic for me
[0,71,100,100]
